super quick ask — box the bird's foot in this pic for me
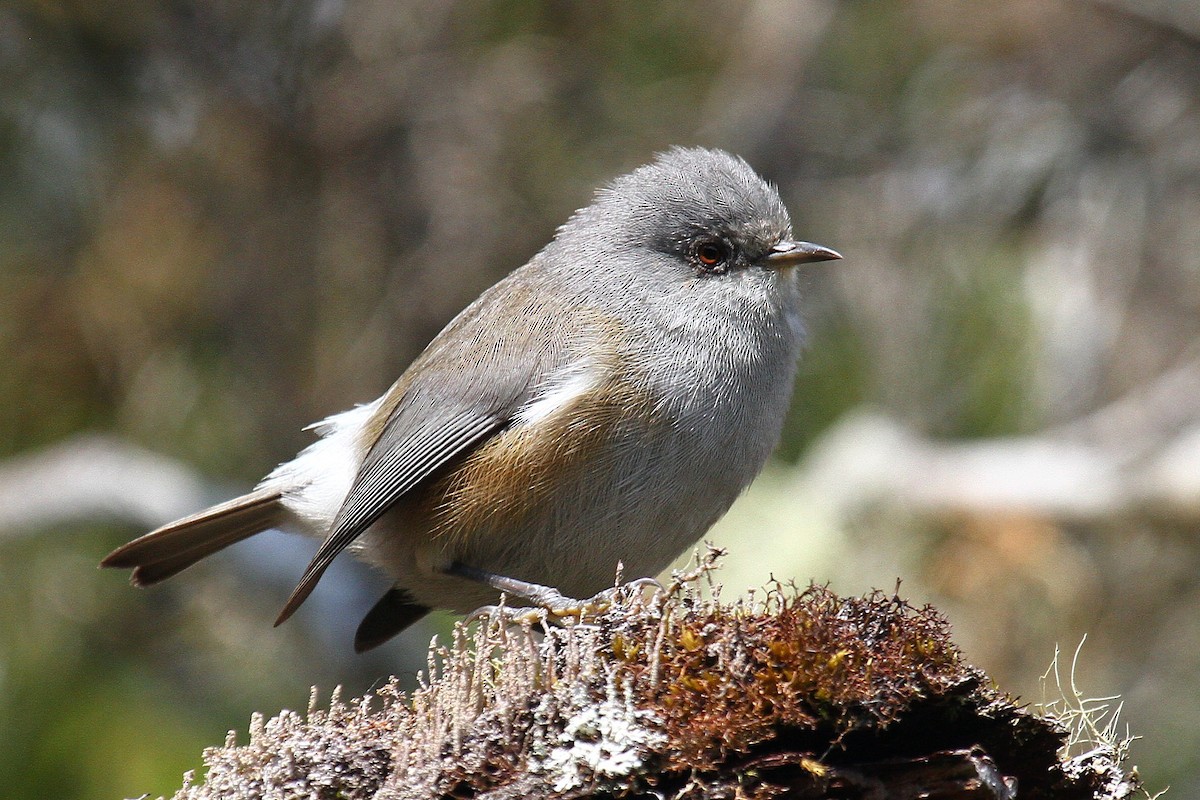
[448,562,662,626]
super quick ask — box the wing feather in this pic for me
[275,411,502,625]
[273,278,596,625]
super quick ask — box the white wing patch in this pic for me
[515,360,600,427]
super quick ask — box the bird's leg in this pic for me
[445,562,663,623]
[447,561,578,608]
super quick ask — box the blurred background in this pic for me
[2,0,1198,796]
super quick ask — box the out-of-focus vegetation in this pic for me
[1,1,1198,797]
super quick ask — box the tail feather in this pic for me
[354,587,430,652]
[102,489,284,586]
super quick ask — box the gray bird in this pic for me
[102,147,842,651]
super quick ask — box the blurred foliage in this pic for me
[3,0,1200,797]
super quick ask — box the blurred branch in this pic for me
[802,360,1200,522]
[1050,354,1200,456]
[0,434,216,537]
[1092,0,1200,41]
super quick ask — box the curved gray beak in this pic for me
[763,240,843,269]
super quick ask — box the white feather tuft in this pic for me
[262,398,384,533]
[515,361,599,427]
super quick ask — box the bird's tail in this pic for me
[101,488,285,586]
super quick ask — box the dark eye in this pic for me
[695,238,729,270]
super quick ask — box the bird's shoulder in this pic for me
[365,265,634,448]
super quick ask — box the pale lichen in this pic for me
[536,675,666,792]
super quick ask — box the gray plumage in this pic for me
[103,147,840,651]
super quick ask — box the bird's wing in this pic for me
[275,392,510,626]
[275,281,578,624]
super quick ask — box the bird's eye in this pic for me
[695,238,729,271]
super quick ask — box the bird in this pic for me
[102,147,842,652]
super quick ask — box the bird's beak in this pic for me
[763,240,843,270]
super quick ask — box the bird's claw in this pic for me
[467,576,665,629]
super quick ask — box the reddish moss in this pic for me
[594,584,967,771]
